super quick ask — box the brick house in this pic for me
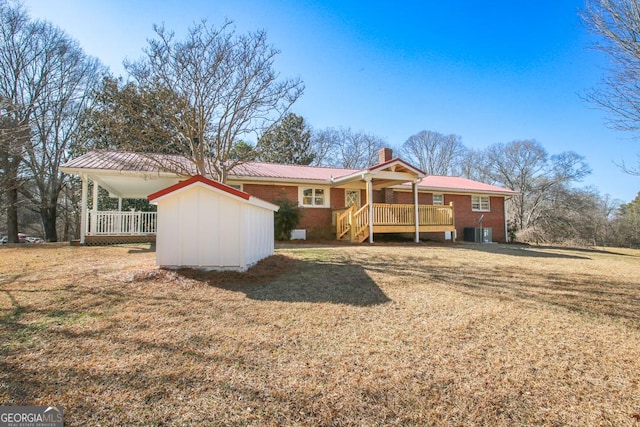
[60,149,515,244]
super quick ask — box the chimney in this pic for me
[378,147,393,164]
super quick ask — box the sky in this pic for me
[23,0,640,202]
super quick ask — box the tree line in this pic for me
[1,1,638,247]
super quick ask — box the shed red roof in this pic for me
[148,175,250,202]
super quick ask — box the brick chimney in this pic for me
[378,147,393,164]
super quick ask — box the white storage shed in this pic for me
[148,175,279,271]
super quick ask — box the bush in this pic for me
[273,198,302,241]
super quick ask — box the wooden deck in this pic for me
[335,203,455,242]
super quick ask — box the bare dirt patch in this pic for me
[1,242,639,426]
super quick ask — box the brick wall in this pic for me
[395,191,507,242]
[241,183,507,242]
[242,183,335,239]
[445,194,506,242]
[242,183,297,203]
[331,188,345,208]
[395,190,431,204]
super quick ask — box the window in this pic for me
[345,189,360,207]
[471,195,490,211]
[432,193,444,205]
[227,183,243,191]
[301,188,326,207]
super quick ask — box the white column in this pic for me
[366,177,374,243]
[91,179,99,235]
[413,180,419,242]
[117,197,123,234]
[80,174,88,244]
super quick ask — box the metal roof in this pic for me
[413,175,516,195]
[60,150,516,196]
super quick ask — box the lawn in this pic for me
[1,242,639,426]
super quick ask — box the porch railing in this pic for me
[335,203,454,241]
[372,203,454,226]
[87,210,157,235]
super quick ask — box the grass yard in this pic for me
[1,242,640,426]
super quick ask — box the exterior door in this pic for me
[346,189,361,208]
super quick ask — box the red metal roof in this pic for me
[230,161,359,181]
[414,175,516,195]
[61,150,516,196]
[148,175,251,202]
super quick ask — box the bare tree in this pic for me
[0,3,40,242]
[582,0,640,174]
[311,127,386,168]
[0,2,104,241]
[120,20,304,181]
[485,140,591,235]
[400,130,465,175]
[458,147,493,183]
[310,127,340,167]
[338,129,386,169]
[0,99,29,243]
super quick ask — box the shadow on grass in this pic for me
[455,243,592,260]
[176,255,391,307]
[240,260,390,306]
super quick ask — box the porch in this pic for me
[335,203,456,243]
[81,210,157,245]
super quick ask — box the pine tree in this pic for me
[257,113,314,165]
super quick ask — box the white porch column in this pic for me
[366,177,374,243]
[80,174,88,244]
[91,179,99,235]
[413,180,419,242]
[117,197,123,234]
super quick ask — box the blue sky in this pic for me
[24,0,640,202]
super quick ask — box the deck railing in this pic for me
[417,204,454,226]
[352,204,370,241]
[335,203,454,241]
[371,203,454,226]
[87,210,157,235]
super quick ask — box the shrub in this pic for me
[273,198,302,240]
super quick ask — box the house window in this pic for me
[227,183,243,191]
[432,193,444,205]
[471,195,490,212]
[345,189,360,208]
[301,188,326,207]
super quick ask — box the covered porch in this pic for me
[74,171,180,245]
[330,158,455,243]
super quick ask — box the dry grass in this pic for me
[1,242,640,426]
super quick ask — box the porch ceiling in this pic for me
[330,170,422,189]
[88,173,181,199]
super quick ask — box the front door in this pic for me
[346,189,360,208]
